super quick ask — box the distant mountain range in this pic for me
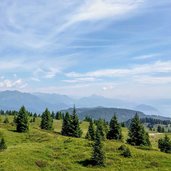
[0,90,170,120]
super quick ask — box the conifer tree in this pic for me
[40,108,53,130]
[13,114,17,124]
[96,119,106,140]
[86,120,95,140]
[70,106,82,138]
[158,135,171,153]
[107,115,122,140]
[92,128,105,166]
[51,111,55,119]
[127,113,151,146]
[16,106,29,132]
[0,137,7,151]
[61,112,72,136]
[56,112,63,120]
[0,115,2,123]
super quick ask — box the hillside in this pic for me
[0,116,171,171]
[60,107,170,122]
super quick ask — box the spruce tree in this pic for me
[92,128,105,166]
[158,135,171,153]
[13,115,17,124]
[70,106,82,138]
[96,119,106,140]
[40,108,53,130]
[16,106,29,132]
[107,115,122,140]
[61,112,72,136]
[86,120,95,140]
[127,113,151,146]
[0,137,7,151]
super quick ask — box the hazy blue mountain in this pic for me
[75,95,134,108]
[34,93,73,108]
[0,90,67,113]
[134,104,161,115]
[0,90,49,113]
[0,90,170,120]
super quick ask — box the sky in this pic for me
[0,0,171,105]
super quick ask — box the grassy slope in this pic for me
[0,116,171,171]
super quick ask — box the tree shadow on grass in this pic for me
[78,159,95,167]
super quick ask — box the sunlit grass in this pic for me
[0,116,171,171]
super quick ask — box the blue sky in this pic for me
[0,0,171,103]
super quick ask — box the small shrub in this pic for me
[118,144,127,151]
[121,147,132,158]
[3,117,9,124]
[35,160,48,168]
[0,137,7,151]
[158,135,171,153]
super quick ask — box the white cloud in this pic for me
[0,79,27,89]
[133,53,160,60]
[72,0,144,22]
[66,60,171,79]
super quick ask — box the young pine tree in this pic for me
[86,120,95,140]
[61,112,72,136]
[16,106,29,133]
[40,108,53,130]
[158,135,171,153]
[107,115,122,140]
[70,106,82,138]
[96,119,107,140]
[0,137,7,151]
[127,113,151,146]
[92,128,105,166]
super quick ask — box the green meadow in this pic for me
[0,116,171,171]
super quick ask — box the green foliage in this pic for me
[70,106,82,138]
[61,107,82,138]
[16,106,29,133]
[55,112,63,120]
[127,113,151,146]
[158,135,171,153]
[96,119,108,140]
[3,116,9,124]
[61,112,72,136]
[0,115,2,123]
[0,137,7,151]
[107,115,122,140]
[92,128,105,166]
[51,111,55,119]
[40,108,53,130]
[32,117,36,122]
[121,147,132,158]
[85,120,95,140]
[13,115,17,125]
[118,144,127,151]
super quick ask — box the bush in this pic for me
[118,144,127,151]
[121,147,132,158]
[0,137,7,151]
[3,117,9,124]
[158,135,171,153]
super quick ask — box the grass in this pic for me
[0,116,171,171]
